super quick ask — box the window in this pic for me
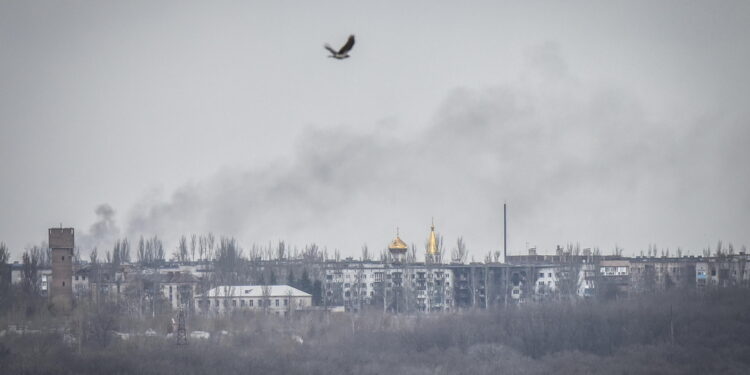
[241,300,245,307]
[75,276,79,281]
[62,281,65,286]
[215,300,219,307]
[62,256,65,261]
[284,299,288,306]
[548,273,552,277]
[249,300,254,307]
[275,299,279,306]
[232,300,237,307]
[539,273,544,278]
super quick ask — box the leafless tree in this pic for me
[277,240,286,260]
[206,232,216,261]
[198,235,206,261]
[21,249,40,297]
[0,243,10,306]
[451,237,468,264]
[173,235,189,262]
[302,243,320,261]
[190,234,197,262]
[137,236,146,264]
[361,244,370,261]
[90,247,98,264]
[408,243,417,263]
[120,238,130,263]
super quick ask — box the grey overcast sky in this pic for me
[1,1,749,260]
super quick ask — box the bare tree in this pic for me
[451,237,468,264]
[137,236,146,264]
[407,243,417,263]
[73,246,81,265]
[0,242,8,264]
[206,232,216,261]
[361,244,370,261]
[302,243,320,261]
[190,234,197,262]
[612,245,624,257]
[152,236,165,262]
[121,238,131,263]
[277,240,286,261]
[198,235,206,261]
[173,235,189,262]
[21,249,40,297]
[0,242,10,306]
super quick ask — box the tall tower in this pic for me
[425,220,441,264]
[388,228,408,263]
[49,227,74,310]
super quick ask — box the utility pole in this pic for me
[504,203,507,263]
[176,308,188,345]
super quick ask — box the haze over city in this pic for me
[1,1,749,259]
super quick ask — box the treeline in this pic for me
[2,288,750,374]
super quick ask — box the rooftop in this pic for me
[203,285,311,298]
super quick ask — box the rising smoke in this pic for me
[111,44,750,256]
[78,204,121,255]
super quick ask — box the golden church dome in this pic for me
[427,224,439,255]
[389,236,408,253]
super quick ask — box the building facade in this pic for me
[197,285,312,316]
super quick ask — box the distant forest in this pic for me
[2,288,750,375]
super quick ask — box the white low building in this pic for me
[196,285,312,315]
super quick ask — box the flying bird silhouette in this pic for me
[324,35,355,59]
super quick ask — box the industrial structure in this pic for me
[49,227,74,311]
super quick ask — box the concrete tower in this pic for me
[49,227,74,310]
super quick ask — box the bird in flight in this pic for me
[324,35,355,59]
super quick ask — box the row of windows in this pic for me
[333,272,451,280]
[198,298,291,308]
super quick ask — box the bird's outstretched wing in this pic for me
[324,44,338,55]
[338,35,355,54]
